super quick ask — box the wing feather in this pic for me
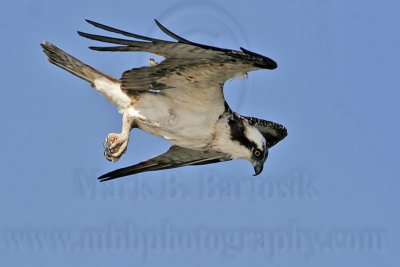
[120,60,250,91]
[86,19,164,42]
[154,19,192,44]
[78,20,277,92]
[98,145,231,182]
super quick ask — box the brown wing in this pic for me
[78,19,277,91]
[98,145,231,182]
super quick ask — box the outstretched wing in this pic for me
[98,146,231,182]
[78,19,277,92]
[245,116,288,148]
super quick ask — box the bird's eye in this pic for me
[253,149,263,159]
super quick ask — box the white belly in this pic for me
[92,77,226,149]
[127,89,225,149]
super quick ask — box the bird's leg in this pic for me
[103,114,135,162]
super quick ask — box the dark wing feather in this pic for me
[153,19,233,53]
[245,117,288,148]
[86,19,163,42]
[98,146,231,182]
[78,30,223,60]
[78,20,277,91]
[154,19,192,44]
[155,18,278,69]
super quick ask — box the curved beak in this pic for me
[253,162,264,176]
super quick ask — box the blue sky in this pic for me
[1,0,399,266]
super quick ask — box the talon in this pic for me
[103,139,109,150]
[149,58,158,66]
[102,132,129,162]
[104,150,115,162]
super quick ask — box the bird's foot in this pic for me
[103,133,129,162]
[148,58,159,66]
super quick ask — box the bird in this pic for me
[41,19,287,182]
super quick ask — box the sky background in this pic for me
[1,0,399,266]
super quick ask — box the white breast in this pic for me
[129,87,225,149]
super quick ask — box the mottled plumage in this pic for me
[41,20,287,182]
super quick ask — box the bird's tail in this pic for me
[40,41,117,86]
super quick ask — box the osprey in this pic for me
[41,20,287,182]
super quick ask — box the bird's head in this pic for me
[243,123,268,176]
[228,117,268,176]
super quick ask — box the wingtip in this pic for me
[97,169,124,182]
[77,31,91,39]
[153,19,191,44]
[85,19,96,27]
[97,174,111,182]
[153,19,169,33]
[40,41,49,48]
[85,19,101,27]
[97,177,109,182]
[40,41,57,53]
[154,19,165,31]
[41,40,54,47]
[240,46,278,70]
[97,175,122,182]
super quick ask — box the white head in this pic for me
[227,118,268,175]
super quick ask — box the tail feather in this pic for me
[40,41,116,85]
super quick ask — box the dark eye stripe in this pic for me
[229,116,257,151]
